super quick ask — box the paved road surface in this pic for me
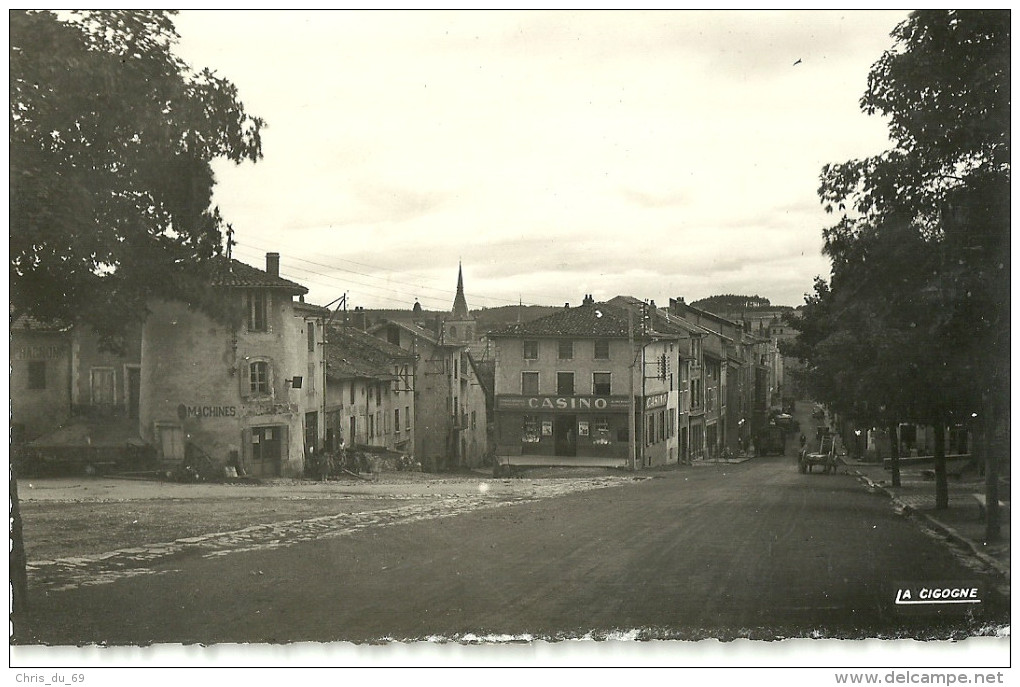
[16,454,1007,644]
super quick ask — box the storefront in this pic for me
[496,394,632,464]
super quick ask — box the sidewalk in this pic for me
[847,460,1010,577]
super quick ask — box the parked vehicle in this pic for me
[799,432,838,474]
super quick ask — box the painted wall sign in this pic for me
[644,393,669,410]
[496,395,631,412]
[178,404,238,420]
[13,345,65,361]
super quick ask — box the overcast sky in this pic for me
[172,10,907,312]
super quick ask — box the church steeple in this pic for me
[444,262,475,345]
[452,261,469,319]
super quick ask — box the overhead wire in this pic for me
[231,239,552,308]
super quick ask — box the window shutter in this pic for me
[266,292,273,333]
[240,361,251,399]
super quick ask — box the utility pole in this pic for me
[628,309,637,472]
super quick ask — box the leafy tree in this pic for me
[10,10,265,346]
[8,9,264,633]
[810,10,1008,534]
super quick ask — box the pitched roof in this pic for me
[325,325,415,382]
[487,300,633,338]
[209,257,308,294]
[368,318,445,347]
[10,313,71,333]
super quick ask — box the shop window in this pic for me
[558,340,574,360]
[27,361,46,390]
[557,372,574,395]
[593,372,611,395]
[593,416,611,445]
[522,415,540,443]
[617,427,629,442]
[248,290,268,332]
[522,371,539,395]
[594,339,610,360]
[523,340,539,360]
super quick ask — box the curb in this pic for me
[852,469,1010,579]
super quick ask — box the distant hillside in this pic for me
[474,304,562,333]
[692,294,793,315]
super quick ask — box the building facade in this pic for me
[323,324,416,455]
[10,316,72,444]
[139,252,319,478]
[489,296,680,469]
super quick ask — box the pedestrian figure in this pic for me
[799,433,807,450]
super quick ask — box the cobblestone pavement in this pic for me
[26,476,637,594]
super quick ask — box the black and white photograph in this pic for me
[8,9,1010,680]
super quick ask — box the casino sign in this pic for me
[496,395,631,413]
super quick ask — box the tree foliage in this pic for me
[791,11,1008,509]
[10,10,265,345]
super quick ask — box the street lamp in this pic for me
[854,429,862,461]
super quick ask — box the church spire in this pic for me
[452,261,469,319]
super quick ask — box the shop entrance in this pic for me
[249,425,282,478]
[554,415,577,457]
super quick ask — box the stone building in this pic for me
[139,252,321,478]
[488,296,680,469]
[323,324,416,455]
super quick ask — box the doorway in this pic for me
[554,415,577,457]
[250,425,282,478]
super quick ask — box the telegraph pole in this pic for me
[628,309,637,472]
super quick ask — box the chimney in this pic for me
[649,299,656,310]
[266,252,280,277]
[582,294,594,306]
[564,302,570,309]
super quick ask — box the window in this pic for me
[522,371,539,395]
[368,413,375,438]
[405,406,411,430]
[349,382,355,406]
[523,415,539,443]
[307,322,316,353]
[250,361,270,395]
[617,427,629,442]
[27,361,46,390]
[376,385,382,406]
[450,326,457,339]
[248,290,268,332]
[558,340,574,360]
[395,408,400,434]
[306,362,315,393]
[593,416,610,445]
[471,411,477,429]
[592,372,611,395]
[523,340,539,360]
[557,372,574,395]
[594,339,610,360]
[647,415,655,445]
[659,410,666,442]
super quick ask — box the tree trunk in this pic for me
[983,394,1000,542]
[10,466,28,637]
[888,422,901,488]
[933,418,949,510]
